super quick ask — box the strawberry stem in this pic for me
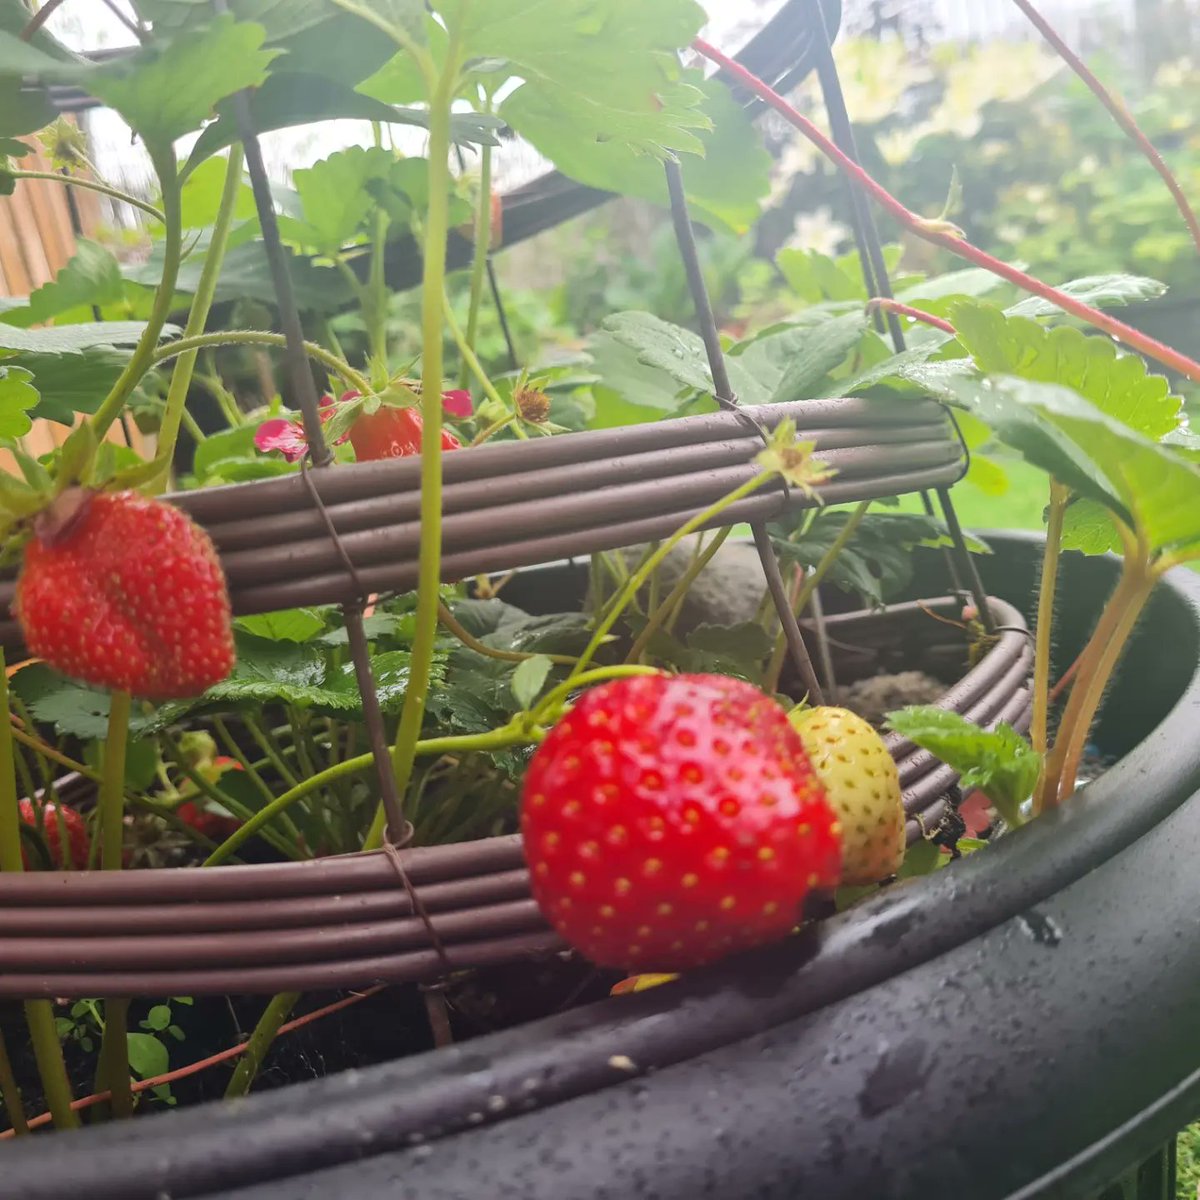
[1031,483,1068,757]
[691,37,1200,385]
[150,330,371,398]
[1010,0,1200,261]
[89,148,184,445]
[225,991,300,1099]
[5,170,165,223]
[375,32,465,853]
[443,289,527,438]
[459,118,495,391]
[866,298,956,336]
[567,469,781,684]
[152,146,245,493]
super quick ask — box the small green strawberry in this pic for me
[788,705,905,886]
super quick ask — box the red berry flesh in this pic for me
[348,406,461,462]
[520,674,841,972]
[19,799,89,870]
[15,490,235,700]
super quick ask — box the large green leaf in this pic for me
[466,0,710,161]
[1060,496,1121,555]
[950,300,1181,439]
[762,312,870,404]
[89,16,278,154]
[0,365,38,438]
[277,146,394,255]
[1,240,124,328]
[14,348,132,425]
[0,322,162,354]
[600,311,770,404]
[1005,274,1167,320]
[504,77,769,234]
[175,155,259,230]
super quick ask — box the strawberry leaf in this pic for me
[1005,274,1167,320]
[0,323,169,355]
[463,0,710,161]
[89,16,278,154]
[1060,496,1121,556]
[949,300,1182,440]
[236,609,328,643]
[0,365,38,439]
[885,706,1041,829]
[0,241,125,329]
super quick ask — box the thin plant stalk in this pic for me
[379,34,465,852]
[1031,483,1068,755]
[443,289,527,438]
[224,992,300,1099]
[89,149,183,443]
[93,691,133,1121]
[0,1030,29,1136]
[152,146,244,491]
[6,169,164,222]
[626,526,733,663]
[460,134,494,389]
[1010,0,1200,259]
[764,500,870,694]
[438,601,575,666]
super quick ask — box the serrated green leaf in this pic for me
[505,76,768,235]
[0,365,37,439]
[19,347,135,425]
[601,311,770,404]
[90,16,278,153]
[0,322,164,354]
[768,312,870,404]
[11,663,116,741]
[511,653,553,708]
[950,300,1181,440]
[1006,274,1167,320]
[324,650,416,714]
[471,0,709,161]
[885,705,1041,828]
[1,240,124,328]
[276,146,394,255]
[1060,495,1120,555]
[686,621,775,663]
[236,609,327,642]
[896,268,1009,305]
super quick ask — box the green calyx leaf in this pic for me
[885,705,1041,828]
[55,422,97,490]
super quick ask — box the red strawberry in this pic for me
[348,406,461,462]
[176,800,242,842]
[19,798,89,870]
[520,674,841,972]
[14,489,235,700]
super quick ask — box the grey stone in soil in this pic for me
[597,536,769,633]
[837,670,947,728]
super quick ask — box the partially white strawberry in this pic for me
[787,705,905,886]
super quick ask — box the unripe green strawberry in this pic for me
[787,705,905,886]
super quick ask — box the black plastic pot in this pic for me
[4,532,1199,1200]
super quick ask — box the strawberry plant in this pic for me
[0,0,1196,1174]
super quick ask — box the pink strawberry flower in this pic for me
[442,389,473,418]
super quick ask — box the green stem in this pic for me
[1032,483,1068,756]
[150,331,371,398]
[1048,559,1156,805]
[245,717,301,791]
[180,406,207,444]
[443,288,526,438]
[23,1002,79,1130]
[459,134,494,390]
[765,500,870,693]
[224,992,299,1099]
[193,373,244,427]
[626,527,732,664]
[0,654,26,874]
[152,146,243,492]
[468,414,514,446]
[89,149,182,445]
[570,470,778,683]
[0,1029,29,1136]
[1037,549,1150,811]
[213,717,276,805]
[367,207,390,370]
[8,169,165,222]
[93,692,132,1120]
[380,44,463,852]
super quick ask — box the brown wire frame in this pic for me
[0,11,1032,999]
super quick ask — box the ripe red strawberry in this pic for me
[520,674,841,972]
[19,798,88,870]
[176,800,242,842]
[14,489,235,700]
[348,405,462,462]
